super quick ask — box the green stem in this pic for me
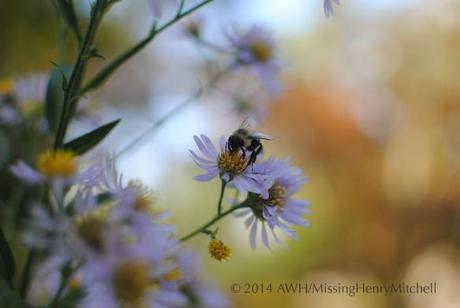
[180,201,249,242]
[115,67,228,158]
[54,0,108,149]
[217,180,226,215]
[80,0,214,94]
[177,0,187,15]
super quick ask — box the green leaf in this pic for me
[45,65,72,133]
[62,119,120,155]
[56,0,82,45]
[0,228,15,289]
[82,46,105,61]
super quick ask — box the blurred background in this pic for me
[2,0,460,307]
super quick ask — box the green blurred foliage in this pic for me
[0,0,131,77]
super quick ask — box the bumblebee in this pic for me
[227,119,272,167]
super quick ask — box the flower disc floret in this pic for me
[74,213,106,253]
[208,239,231,261]
[217,150,247,177]
[36,149,77,177]
[267,182,288,209]
[113,261,150,304]
[249,39,273,63]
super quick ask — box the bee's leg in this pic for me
[239,146,246,160]
[248,144,263,169]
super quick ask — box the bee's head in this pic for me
[227,134,244,152]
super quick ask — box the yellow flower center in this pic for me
[0,78,14,95]
[249,40,273,63]
[217,150,247,177]
[267,182,288,209]
[74,213,106,252]
[208,239,231,261]
[113,261,150,304]
[127,181,158,215]
[36,150,77,177]
[133,195,152,212]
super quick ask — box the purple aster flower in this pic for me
[23,183,186,306]
[112,182,176,239]
[10,150,105,207]
[234,157,310,249]
[324,0,340,17]
[80,229,187,308]
[87,157,174,236]
[227,25,282,96]
[10,161,44,185]
[10,150,102,186]
[190,134,274,198]
[22,188,110,264]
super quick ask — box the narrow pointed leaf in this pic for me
[62,119,120,155]
[45,65,71,133]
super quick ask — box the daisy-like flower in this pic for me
[23,185,185,306]
[190,134,274,198]
[324,0,340,17]
[11,149,78,185]
[10,149,105,187]
[10,149,103,206]
[227,25,281,96]
[89,157,173,236]
[234,157,310,249]
[80,230,187,308]
[112,181,175,238]
[22,188,112,263]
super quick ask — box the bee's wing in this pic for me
[250,132,273,140]
[239,117,256,130]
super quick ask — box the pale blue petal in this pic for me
[200,134,218,157]
[194,171,218,182]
